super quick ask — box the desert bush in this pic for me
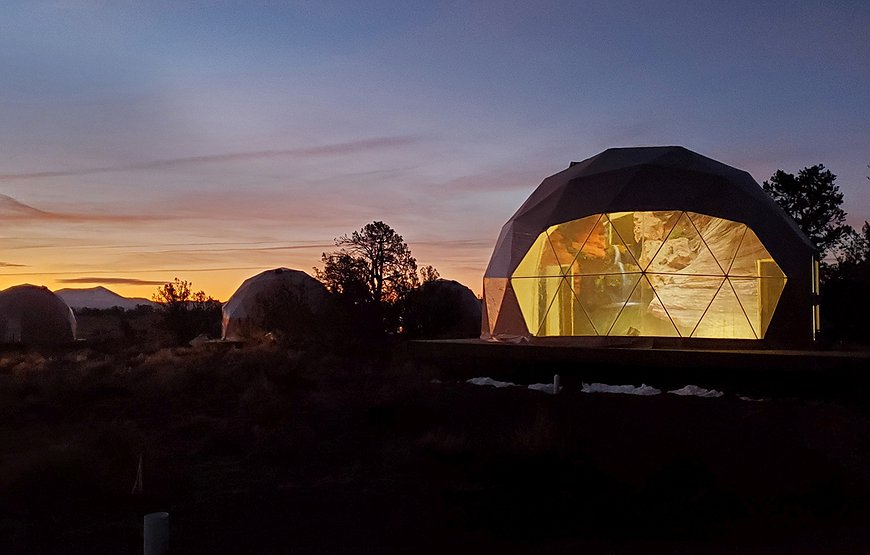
[152,278,221,345]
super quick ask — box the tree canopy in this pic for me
[762,165,848,257]
[316,221,427,305]
[152,278,221,344]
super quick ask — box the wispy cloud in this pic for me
[0,136,423,182]
[57,277,169,286]
[0,262,26,268]
[0,193,163,223]
[433,169,544,193]
[0,266,268,277]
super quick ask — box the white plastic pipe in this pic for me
[144,512,169,555]
[553,374,561,394]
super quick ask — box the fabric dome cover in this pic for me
[222,268,332,341]
[483,146,817,343]
[403,279,482,339]
[0,284,76,344]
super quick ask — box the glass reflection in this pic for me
[509,211,787,339]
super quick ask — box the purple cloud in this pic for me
[0,136,423,182]
[57,277,169,286]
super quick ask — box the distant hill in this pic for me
[55,286,157,311]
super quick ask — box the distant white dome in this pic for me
[0,284,76,344]
[222,268,331,341]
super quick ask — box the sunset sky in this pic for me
[2,1,869,300]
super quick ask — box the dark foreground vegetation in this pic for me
[3,338,870,554]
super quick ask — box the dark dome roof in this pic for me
[489,146,814,280]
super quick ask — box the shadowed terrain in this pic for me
[2,339,870,554]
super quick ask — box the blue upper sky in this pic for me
[1,0,868,297]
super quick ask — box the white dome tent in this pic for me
[222,268,332,341]
[0,285,76,344]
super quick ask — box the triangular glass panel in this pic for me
[511,277,565,337]
[512,232,564,278]
[568,273,642,335]
[648,273,725,337]
[607,211,682,271]
[566,214,639,275]
[729,228,781,277]
[492,281,528,336]
[758,258,786,279]
[692,280,756,339]
[759,277,787,338]
[729,277,787,339]
[609,274,679,337]
[687,212,746,274]
[483,278,509,334]
[648,212,724,276]
[546,214,600,275]
[603,213,643,273]
[538,278,597,336]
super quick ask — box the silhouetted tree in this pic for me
[818,221,870,343]
[315,221,437,334]
[315,252,371,302]
[317,222,417,304]
[153,278,221,345]
[762,165,849,258]
[832,223,870,271]
[420,265,440,284]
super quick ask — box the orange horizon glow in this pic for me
[0,240,488,303]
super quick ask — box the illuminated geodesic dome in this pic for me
[483,147,817,342]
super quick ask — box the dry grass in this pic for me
[2,342,870,553]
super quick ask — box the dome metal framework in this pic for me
[482,147,817,343]
[507,211,785,339]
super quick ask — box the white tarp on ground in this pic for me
[528,382,560,394]
[464,378,726,399]
[466,377,517,388]
[581,382,662,396]
[668,385,724,398]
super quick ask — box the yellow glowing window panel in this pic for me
[730,229,783,277]
[513,233,563,278]
[546,214,600,274]
[568,272,642,335]
[621,210,682,270]
[649,274,725,337]
[609,274,679,337]
[649,212,723,276]
[512,277,565,335]
[692,280,756,339]
[510,211,788,339]
[686,213,746,274]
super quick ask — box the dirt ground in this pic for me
[2,341,870,554]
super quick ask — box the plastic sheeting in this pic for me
[466,377,517,388]
[668,385,724,398]
[581,382,662,396]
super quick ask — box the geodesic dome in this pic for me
[222,268,332,341]
[483,147,817,343]
[403,279,482,339]
[0,284,76,344]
